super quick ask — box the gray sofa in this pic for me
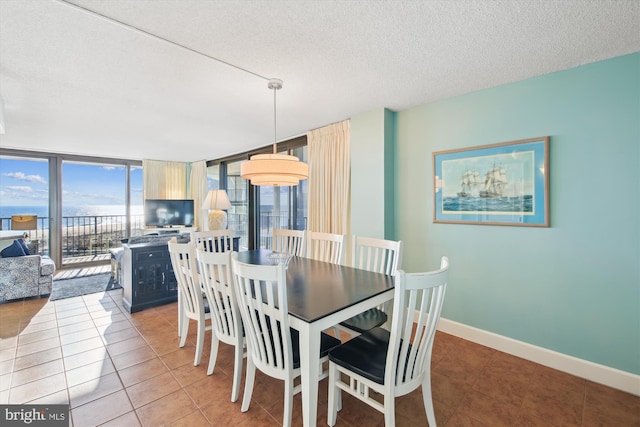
[0,254,56,303]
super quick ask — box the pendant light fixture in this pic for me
[240,79,308,186]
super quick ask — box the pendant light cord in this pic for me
[273,85,277,154]
[268,79,283,154]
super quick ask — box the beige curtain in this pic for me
[189,160,208,231]
[142,160,187,200]
[307,120,351,235]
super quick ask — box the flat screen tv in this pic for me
[144,199,195,228]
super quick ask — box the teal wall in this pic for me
[383,109,397,241]
[351,108,398,241]
[388,53,639,374]
[351,109,388,240]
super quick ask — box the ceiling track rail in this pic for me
[55,0,270,82]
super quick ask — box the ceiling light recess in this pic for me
[240,79,308,186]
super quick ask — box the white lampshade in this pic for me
[240,78,308,187]
[202,189,231,210]
[202,190,231,230]
[240,153,308,186]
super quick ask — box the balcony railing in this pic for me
[2,212,306,260]
[1,215,145,258]
[227,212,307,250]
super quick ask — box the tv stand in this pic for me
[121,241,178,313]
[142,227,196,235]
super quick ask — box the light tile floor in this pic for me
[1,285,639,426]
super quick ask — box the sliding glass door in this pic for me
[205,137,308,251]
[257,145,308,249]
[225,160,249,250]
[0,149,142,268]
[0,155,50,255]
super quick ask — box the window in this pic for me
[226,160,249,250]
[257,144,308,248]
[0,155,50,254]
[207,136,307,250]
[0,148,142,268]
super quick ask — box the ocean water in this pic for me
[442,195,533,213]
[0,205,143,229]
[0,205,143,218]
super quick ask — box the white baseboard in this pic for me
[437,317,640,396]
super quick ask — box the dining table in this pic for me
[236,249,395,427]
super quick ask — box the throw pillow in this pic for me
[16,238,31,255]
[0,240,26,258]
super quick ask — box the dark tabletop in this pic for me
[236,250,395,323]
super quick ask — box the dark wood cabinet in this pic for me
[122,242,177,313]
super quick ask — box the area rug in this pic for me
[50,273,122,301]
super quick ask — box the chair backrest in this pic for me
[168,238,204,318]
[386,257,448,393]
[196,247,242,342]
[231,253,294,380]
[272,229,306,257]
[191,229,234,253]
[351,236,402,275]
[307,231,345,264]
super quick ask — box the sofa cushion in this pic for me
[1,240,26,258]
[17,238,31,255]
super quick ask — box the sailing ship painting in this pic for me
[457,169,481,197]
[441,152,535,214]
[479,163,507,198]
[433,137,549,226]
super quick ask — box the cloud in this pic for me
[3,172,47,185]
[7,185,33,192]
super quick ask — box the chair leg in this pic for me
[283,378,294,427]
[179,318,189,348]
[207,334,220,375]
[194,319,205,366]
[241,357,256,413]
[230,343,244,402]
[327,363,339,426]
[422,379,437,426]
[177,293,183,337]
[383,395,395,427]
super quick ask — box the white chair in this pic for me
[328,257,449,427]
[338,236,403,335]
[307,231,345,265]
[231,253,341,427]
[196,248,246,402]
[168,238,211,366]
[177,230,233,338]
[191,229,234,253]
[272,228,306,256]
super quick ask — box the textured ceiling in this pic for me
[1,0,639,162]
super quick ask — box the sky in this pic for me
[441,151,536,197]
[0,157,143,208]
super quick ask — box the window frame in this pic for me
[206,136,307,250]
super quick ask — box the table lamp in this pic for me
[11,214,37,240]
[202,190,231,230]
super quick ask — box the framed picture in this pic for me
[433,136,549,227]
